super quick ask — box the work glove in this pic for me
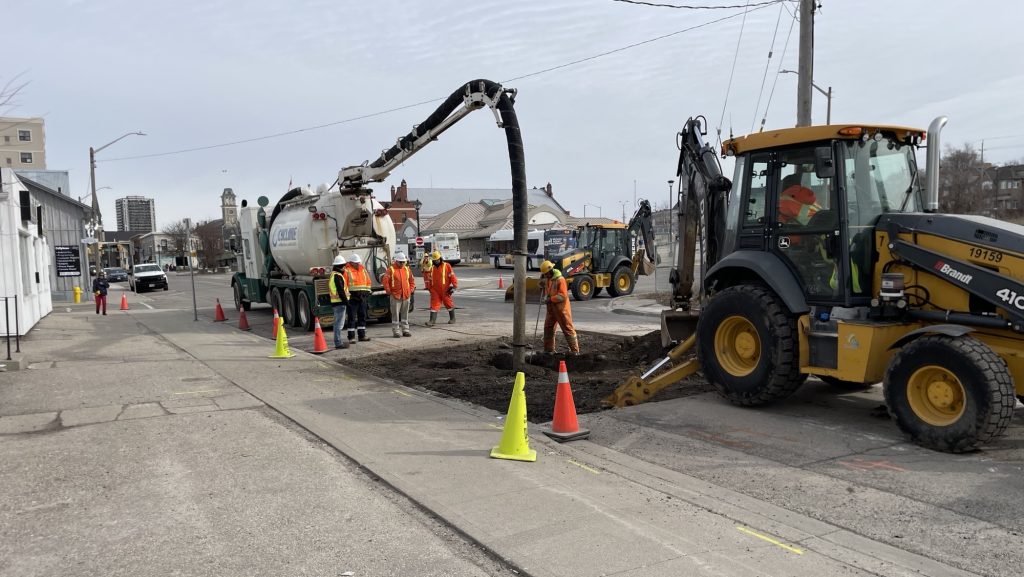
[446,286,455,295]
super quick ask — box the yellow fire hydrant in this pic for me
[73,286,82,304]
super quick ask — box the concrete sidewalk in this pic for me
[123,308,976,577]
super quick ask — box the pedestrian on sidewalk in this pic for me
[382,252,415,338]
[540,260,579,355]
[343,254,373,343]
[92,270,110,315]
[425,250,458,326]
[328,255,350,349]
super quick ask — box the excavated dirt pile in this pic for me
[346,330,714,422]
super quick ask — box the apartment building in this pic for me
[115,195,156,232]
[0,117,46,170]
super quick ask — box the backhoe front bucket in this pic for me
[660,309,700,348]
[505,277,544,303]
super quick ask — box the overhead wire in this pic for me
[102,2,780,164]
[750,2,785,133]
[756,2,797,132]
[715,0,753,149]
[611,0,779,8]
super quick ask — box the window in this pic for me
[1000,181,1007,190]
[18,129,31,142]
[5,157,11,165]
[743,154,770,227]
[3,135,9,143]
[20,152,33,164]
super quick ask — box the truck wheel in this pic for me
[884,335,1015,453]
[571,275,595,301]
[282,289,298,327]
[297,291,314,331]
[607,266,634,297]
[696,285,804,406]
[270,288,283,316]
[233,282,246,312]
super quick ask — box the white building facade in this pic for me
[0,168,53,338]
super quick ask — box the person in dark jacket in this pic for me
[92,270,110,315]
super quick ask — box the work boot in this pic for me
[347,331,356,344]
[358,329,371,342]
[393,330,401,338]
[402,330,412,337]
[426,312,437,327]
[335,341,349,350]
[447,309,456,324]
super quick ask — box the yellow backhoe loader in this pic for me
[605,115,1024,453]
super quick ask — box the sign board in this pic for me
[80,237,98,244]
[415,236,424,247]
[54,245,82,277]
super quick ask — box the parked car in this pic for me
[129,263,169,292]
[102,267,129,282]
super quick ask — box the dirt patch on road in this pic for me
[346,330,713,422]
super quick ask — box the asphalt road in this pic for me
[108,267,1024,576]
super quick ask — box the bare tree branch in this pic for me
[0,72,31,114]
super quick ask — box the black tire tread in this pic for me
[884,335,1014,453]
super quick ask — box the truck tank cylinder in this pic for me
[268,191,397,278]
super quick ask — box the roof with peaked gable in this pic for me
[406,186,567,217]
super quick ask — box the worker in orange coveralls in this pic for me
[540,260,579,355]
[425,250,458,326]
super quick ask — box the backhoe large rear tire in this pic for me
[607,266,635,297]
[696,285,804,406]
[884,335,1014,453]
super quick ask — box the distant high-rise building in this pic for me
[115,195,156,232]
[0,117,46,169]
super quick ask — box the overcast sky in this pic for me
[7,0,1024,228]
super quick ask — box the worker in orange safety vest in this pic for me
[343,253,373,343]
[778,173,821,225]
[425,250,458,326]
[540,260,579,355]
[382,252,415,338]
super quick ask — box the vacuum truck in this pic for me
[230,78,523,331]
[231,185,397,330]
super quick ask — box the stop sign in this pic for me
[415,236,424,247]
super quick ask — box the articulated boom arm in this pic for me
[339,81,511,188]
[670,116,731,310]
[627,199,656,274]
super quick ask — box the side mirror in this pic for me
[814,146,835,179]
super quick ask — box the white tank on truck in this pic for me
[268,186,396,277]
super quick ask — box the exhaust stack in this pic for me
[924,116,948,213]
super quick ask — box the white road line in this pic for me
[141,302,154,309]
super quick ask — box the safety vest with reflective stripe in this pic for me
[344,264,372,293]
[328,271,349,304]
[383,264,415,300]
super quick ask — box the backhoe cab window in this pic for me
[841,137,920,228]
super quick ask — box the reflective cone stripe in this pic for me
[214,298,227,322]
[272,309,279,338]
[238,307,251,331]
[120,294,129,311]
[544,360,590,442]
[490,372,537,462]
[311,317,329,354]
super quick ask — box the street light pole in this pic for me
[781,70,831,124]
[88,131,145,273]
[583,204,602,218]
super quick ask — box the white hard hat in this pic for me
[332,255,346,266]
[348,254,362,264]
[394,252,408,262]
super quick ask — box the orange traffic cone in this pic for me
[238,307,251,331]
[120,294,129,311]
[214,298,227,322]
[543,360,590,442]
[272,308,280,339]
[497,274,504,289]
[311,317,329,354]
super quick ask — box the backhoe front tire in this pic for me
[697,285,804,406]
[884,335,1014,453]
[607,266,634,297]
[571,275,595,301]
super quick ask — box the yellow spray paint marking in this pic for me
[568,459,601,475]
[316,361,331,370]
[392,389,412,397]
[172,389,222,395]
[488,423,504,430]
[736,526,804,555]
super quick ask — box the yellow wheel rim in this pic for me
[580,280,592,295]
[617,274,631,290]
[906,365,966,426]
[714,316,760,377]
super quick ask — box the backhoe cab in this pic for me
[610,116,1024,453]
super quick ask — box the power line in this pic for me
[750,1,785,133]
[102,4,777,164]
[716,0,753,147]
[756,3,797,132]
[612,0,781,8]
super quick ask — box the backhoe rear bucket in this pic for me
[505,277,544,303]
[660,309,700,348]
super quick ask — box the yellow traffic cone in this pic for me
[268,317,295,359]
[490,372,537,462]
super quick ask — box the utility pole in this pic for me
[796,0,815,127]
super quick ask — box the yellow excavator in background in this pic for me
[606,115,1024,453]
[505,200,656,303]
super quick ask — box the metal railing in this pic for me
[2,296,21,361]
